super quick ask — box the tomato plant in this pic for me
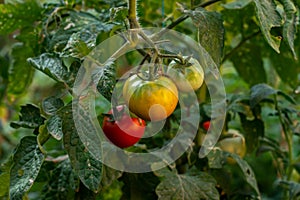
[102,105,146,148]
[167,57,204,92]
[0,0,299,199]
[123,74,178,121]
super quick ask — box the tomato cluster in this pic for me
[102,56,205,148]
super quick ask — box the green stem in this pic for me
[275,95,293,181]
[128,0,140,29]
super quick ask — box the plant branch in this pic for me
[154,0,222,39]
[128,0,140,29]
[222,30,261,62]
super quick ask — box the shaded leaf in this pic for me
[281,0,298,58]
[121,172,160,200]
[252,0,282,53]
[42,159,77,200]
[100,166,123,190]
[155,168,219,200]
[10,104,45,129]
[0,0,42,34]
[222,0,252,9]
[268,43,300,88]
[46,115,63,140]
[239,114,264,152]
[0,157,13,198]
[231,43,266,86]
[227,153,260,197]
[42,96,64,115]
[280,180,300,199]
[10,136,45,200]
[59,105,103,192]
[250,84,277,108]
[8,43,35,95]
[185,8,224,66]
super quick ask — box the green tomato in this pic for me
[167,57,204,92]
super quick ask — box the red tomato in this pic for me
[102,105,146,148]
[202,121,210,131]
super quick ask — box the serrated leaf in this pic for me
[222,0,252,9]
[281,0,298,58]
[10,136,45,200]
[231,42,266,86]
[0,0,42,34]
[252,0,282,53]
[8,43,35,95]
[27,53,69,83]
[227,153,260,197]
[59,105,103,192]
[42,96,64,115]
[185,8,224,66]
[95,61,116,101]
[10,104,45,129]
[47,10,114,52]
[46,115,63,140]
[42,159,77,200]
[250,84,277,108]
[0,157,13,198]
[155,169,219,200]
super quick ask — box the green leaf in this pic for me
[10,136,45,200]
[252,0,282,53]
[110,6,128,22]
[8,43,35,95]
[46,10,114,52]
[207,148,225,169]
[250,84,277,108]
[231,43,266,86]
[239,114,264,152]
[121,172,160,200]
[0,157,13,198]
[155,168,219,200]
[27,53,69,83]
[268,43,300,88]
[281,0,298,59]
[100,166,123,190]
[222,0,252,9]
[42,159,77,200]
[185,8,224,66]
[280,180,300,199]
[227,153,260,197]
[46,115,63,140]
[0,0,42,34]
[10,104,45,129]
[59,105,103,192]
[96,60,116,101]
[42,96,64,115]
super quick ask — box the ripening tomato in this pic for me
[202,121,210,131]
[102,105,146,148]
[168,57,204,92]
[123,74,178,121]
